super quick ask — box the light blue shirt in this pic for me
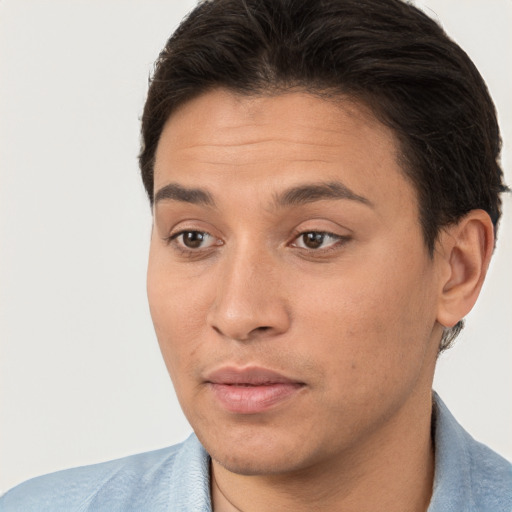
[1,395,511,511]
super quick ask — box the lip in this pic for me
[205,366,305,414]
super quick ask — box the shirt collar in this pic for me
[428,392,474,511]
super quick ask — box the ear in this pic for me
[436,210,494,328]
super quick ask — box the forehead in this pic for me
[157,88,395,158]
[153,89,417,216]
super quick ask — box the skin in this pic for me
[147,89,493,511]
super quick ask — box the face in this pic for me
[148,89,443,476]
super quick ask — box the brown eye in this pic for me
[182,231,207,248]
[302,232,325,249]
[169,230,219,250]
[292,231,345,251]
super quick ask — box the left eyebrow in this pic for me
[273,181,373,208]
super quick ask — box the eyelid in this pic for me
[168,229,217,244]
[162,218,222,244]
[289,229,351,252]
[164,230,224,259]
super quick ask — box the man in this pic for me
[1,0,510,510]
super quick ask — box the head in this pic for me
[140,0,506,479]
[140,0,507,351]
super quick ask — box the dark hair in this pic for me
[139,0,508,349]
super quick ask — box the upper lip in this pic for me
[205,366,302,385]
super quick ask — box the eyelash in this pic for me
[164,230,221,256]
[164,230,350,256]
[290,231,349,253]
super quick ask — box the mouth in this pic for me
[205,366,305,414]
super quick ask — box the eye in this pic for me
[292,231,345,250]
[169,230,220,250]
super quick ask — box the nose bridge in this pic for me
[208,237,289,341]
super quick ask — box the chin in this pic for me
[211,449,303,476]
[196,422,322,477]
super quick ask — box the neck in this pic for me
[211,390,435,512]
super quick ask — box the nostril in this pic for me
[207,296,291,340]
[211,323,273,341]
[251,326,272,335]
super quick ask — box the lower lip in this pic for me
[208,382,304,414]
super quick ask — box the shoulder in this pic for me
[465,433,512,510]
[430,394,512,511]
[0,434,211,512]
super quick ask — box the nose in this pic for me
[207,245,291,342]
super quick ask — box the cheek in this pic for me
[291,253,436,387]
[147,251,213,384]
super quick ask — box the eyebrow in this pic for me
[274,181,373,208]
[153,180,372,209]
[154,183,215,207]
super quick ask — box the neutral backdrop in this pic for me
[1,0,511,494]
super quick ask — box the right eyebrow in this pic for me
[154,183,215,207]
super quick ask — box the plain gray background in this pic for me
[1,0,511,493]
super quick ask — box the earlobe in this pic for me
[436,210,494,328]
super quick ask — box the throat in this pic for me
[211,469,245,512]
